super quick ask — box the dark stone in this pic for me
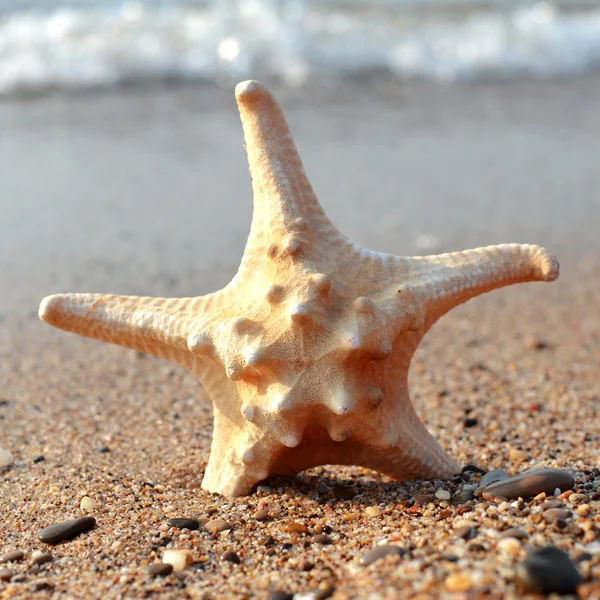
[413,494,433,506]
[498,528,528,540]
[0,550,24,563]
[313,534,333,545]
[479,469,509,488]
[298,560,314,571]
[482,468,575,500]
[461,464,486,475]
[360,545,406,566]
[39,517,96,544]
[33,455,45,464]
[97,446,110,454]
[522,546,583,594]
[31,552,53,566]
[32,580,52,591]
[0,569,13,582]
[148,563,173,577]
[167,518,200,531]
[463,418,478,428]
[332,484,355,500]
[452,487,475,504]
[221,551,240,565]
[269,592,294,600]
[455,526,476,540]
[542,508,572,523]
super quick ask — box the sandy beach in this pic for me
[1,78,599,598]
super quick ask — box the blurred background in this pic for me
[1,0,599,317]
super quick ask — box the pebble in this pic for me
[167,518,200,531]
[0,448,13,469]
[269,592,294,600]
[39,517,96,544]
[312,534,333,545]
[455,525,476,540]
[542,508,571,523]
[80,496,99,512]
[221,551,241,564]
[0,569,13,582]
[498,528,528,540]
[569,493,588,504]
[435,490,451,500]
[359,545,406,566]
[204,519,231,533]
[365,506,381,518]
[479,468,509,488]
[299,560,314,572]
[497,537,522,557]
[30,551,53,566]
[333,484,355,500]
[414,495,433,506]
[162,549,193,572]
[462,464,486,474]
[452,486,475,504]
[147,563,173,577]
[445,572,472,592]
[33,455,45,464]
[481,468,574,500]
[254,509,269,521]
[283,521,309,534]
[522,545,583,594]
[0,550,24,563]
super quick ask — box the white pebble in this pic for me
[365,506,381,518]
[435,490,451,500]
[0,448,13,469]
[80,496,99,512]
[497,537,522,557]
[163,549,193,572]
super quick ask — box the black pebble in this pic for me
[33,455,45,464]
[39,517,96,544]
[463,417,478,428]
[332,484,355,500]
[167,518,200,531]
[269,592,293,600]
[221,551,240,564]
[461,464,486,474]
[97,446,110,454]
[148,563,173,577]
[523,546,583,594]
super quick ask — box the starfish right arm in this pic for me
[407,243,559,327]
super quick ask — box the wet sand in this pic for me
[0,78,599,598]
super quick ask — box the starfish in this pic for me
[39,80,559,498]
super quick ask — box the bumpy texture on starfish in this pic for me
[39,80,559,497]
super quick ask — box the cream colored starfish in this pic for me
[39,80,559,498]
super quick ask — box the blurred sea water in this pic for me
[0,0,599,94]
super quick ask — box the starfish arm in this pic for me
[38,292,210,368]
[407,243,559,325]
[233,80,341,279]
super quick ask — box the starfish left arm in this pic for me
[38,292,214,369]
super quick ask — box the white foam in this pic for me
[0,1,599,95]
